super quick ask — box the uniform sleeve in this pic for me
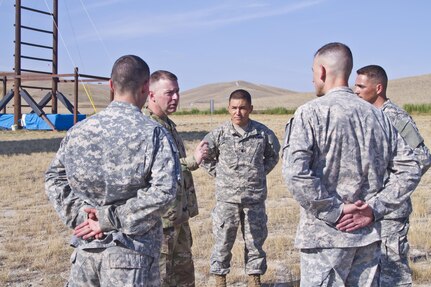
[97,128,180,234]
[263,128,280,174]
[282,108,343,225]
[45,135,92,229]
[200,131,219,177]
[393,117,431,174]
[181,155,199,171]
[367,132,421,220]
[415,144,431,175]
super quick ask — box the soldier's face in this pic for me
[228,98,253,127]
[354,74,379,105]
[149,79,180,115]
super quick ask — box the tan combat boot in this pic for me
[214,274,227,287]
[247,274,261,287]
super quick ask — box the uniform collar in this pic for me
[144,106,176,129]
[229,120,257,136]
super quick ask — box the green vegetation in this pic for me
[175,107,228,115]
[404,103,431,114]
[258,107,296,115]
[175,107,296,115]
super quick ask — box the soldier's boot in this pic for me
[247,274,261,287]
[214,274,227,287]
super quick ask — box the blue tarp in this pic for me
[0,114,14,130]
[0,113,86,130]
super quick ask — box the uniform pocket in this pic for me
[109,253,151,269]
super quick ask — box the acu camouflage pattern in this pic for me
[282,87,421,249]
[210,201,268,275]
[201,120,278,276]
[68,246,160,287]
[300,242,380,287]
[380,99,431,220]
[382,100,431,175]
[45,101,181,285]
[144,107,196,287]
[379,219,412,286]
[378,100,431,286]
[201,120,280,204]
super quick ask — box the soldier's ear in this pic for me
[148,90,156,102]
[320,65,326,82]
[376,83,383,95]
[109,79,115,92]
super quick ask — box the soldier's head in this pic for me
[354,65,388,108]
[110,55,150,109]
[312,42,353,97]
[148,70,180,118]
[228,89,253,128]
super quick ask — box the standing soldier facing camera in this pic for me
[201,89,280,287]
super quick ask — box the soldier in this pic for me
[355,64,431,286]
[201,89,280,287]
[282,43,421,286]
[144,70,208,287]
[45,55,180,287]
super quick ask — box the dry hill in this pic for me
[1,74,430,114]
[386,74,431,106]
[179,80,314,111]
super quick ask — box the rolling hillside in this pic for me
[179,74,431,111]
[1,74,430,114]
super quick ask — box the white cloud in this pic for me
[76,0,324,41]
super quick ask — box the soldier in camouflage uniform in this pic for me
[201,89,280,287]
[45,55,180,287]
[144,70,209,287]
[282,43,421,287]
[355,65,431,286]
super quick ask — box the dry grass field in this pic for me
[1,112,430,286]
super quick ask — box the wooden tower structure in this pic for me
[0,0,111,130]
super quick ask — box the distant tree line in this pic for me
[175,107,296,115]
[403,103,431,114]
[174,104,431,115]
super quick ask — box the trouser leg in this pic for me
[241,202,268,275]
[173,222,195,287]
[210,201,240,275]
[380,219,412,286]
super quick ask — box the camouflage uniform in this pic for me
[379,100,431,286]
[144,107,198,287]
[45,101,180,287]
[201,120,280,276]
[282,87,421,286]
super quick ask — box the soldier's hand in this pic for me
[336,201,374,232]
[74,217,103,240]
[194,140,209,164]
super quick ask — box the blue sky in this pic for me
[0,0,430,92]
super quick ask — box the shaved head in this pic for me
[312,42,353,96]
[314,42,353,80]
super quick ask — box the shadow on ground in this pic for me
[0,130,209,156]
[0,138,64,155]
